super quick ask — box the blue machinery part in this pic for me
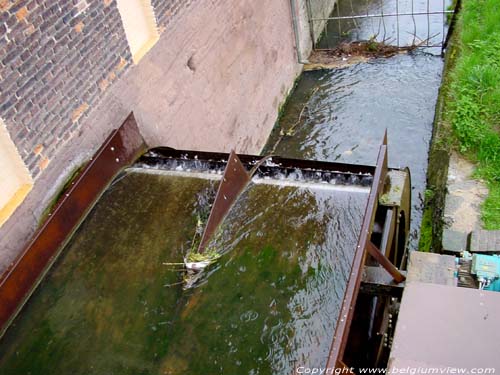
[471,254,500,291]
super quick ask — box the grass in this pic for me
[447,0,500,229]
[419,206,433,252]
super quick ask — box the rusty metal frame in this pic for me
[0,113,147,337]
[326,131,405,368]
[198,151,250,253]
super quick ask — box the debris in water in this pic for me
[305,37,434,70]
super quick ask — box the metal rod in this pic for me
[366,241,406,284]
[411,0,417,45]
[442,0,446,46]
[336,0,341,49]
[380,0,386,42]
[396,0,400,46]
[310,10,453,21]
[427,0,431,47]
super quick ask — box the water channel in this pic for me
[265,0,449,248]
[0,170,368,374]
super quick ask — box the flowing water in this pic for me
[265,0,449,248]
[0,170,368,374]
[265,53,443,250]
[0,0,450,370]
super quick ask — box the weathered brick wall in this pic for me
[0,0,132,179]
[151,0,194,29]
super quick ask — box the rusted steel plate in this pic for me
[0,113,147,337]
[198,150,250,253]
[326,131,389,368]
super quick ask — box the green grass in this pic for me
[419,206,433,252]
[447,0,500,228]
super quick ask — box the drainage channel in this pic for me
[266,0,449,250]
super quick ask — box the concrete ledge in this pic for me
[390,283,500,370]
[471,229,500,252]
[407,251,457,286]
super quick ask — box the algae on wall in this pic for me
[418,23,459,252]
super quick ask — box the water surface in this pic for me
[0,170,368,374]
[264,53,443,248]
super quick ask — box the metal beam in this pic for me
[0,113,147,337]
[309,11,454,22]
[326,131,389,368]
[367,241,406,284]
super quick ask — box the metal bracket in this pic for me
[361,266,406,298]
[198,150,250,253]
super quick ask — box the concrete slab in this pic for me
[444,152,488,233]
[471,230,500,252]
[407,251,457,286]
[390,283,500,370]
[442,229,469,253]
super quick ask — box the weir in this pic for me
[0,116,411,372]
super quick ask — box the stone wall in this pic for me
[291,0,337,61]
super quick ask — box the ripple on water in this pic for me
[265,52,443,249]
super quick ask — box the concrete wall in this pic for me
[0,0,303,273]
[292,0,337,61]
[308,0,337,43]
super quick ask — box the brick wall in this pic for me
[151,0,194,29]
[0,0,132,179]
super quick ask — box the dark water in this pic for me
[0,170,368,374]
[265,53,443,248]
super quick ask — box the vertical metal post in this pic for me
[306,0,316,49]
[411,0,416,45]
[289,0,307,63]
[396,0,399,46]
[442,0,446,46]
[337,0,342,44]
[427,0,431,46]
